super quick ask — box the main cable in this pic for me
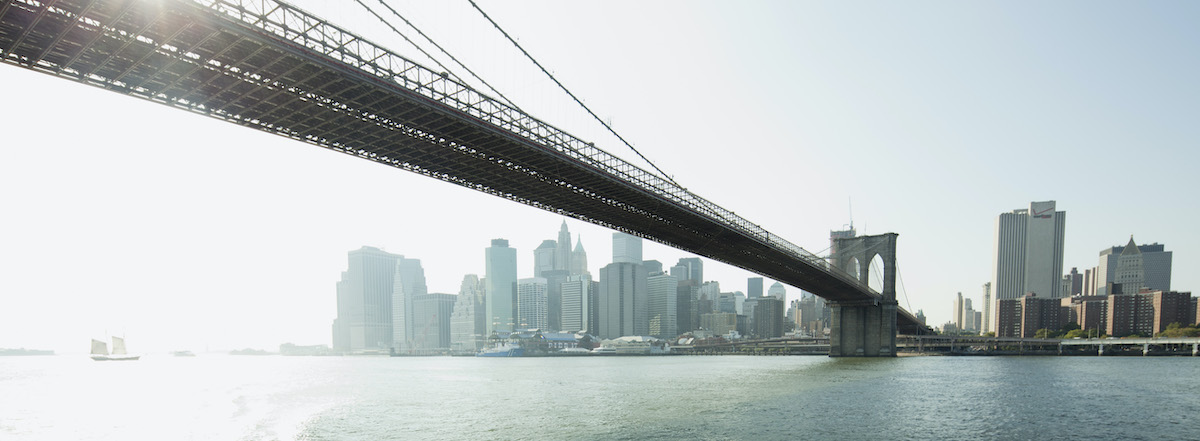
[367,0,524,111]
[467,0,681,188]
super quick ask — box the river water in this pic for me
[1,354,1197,440]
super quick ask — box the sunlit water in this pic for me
[1,354,1197,440]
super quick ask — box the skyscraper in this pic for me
[647,270,678,339]
[598,261,647,339]
[411,293,456,350]
[555,220,572,272]
[485,239,517,334]
[990,200,1066,333]
[391,257,428,352]
[561,274,595,333]
[753,297,785,338]
[570,237,589,277]
[767,282,786,300]
[747,277,763,299]
[953,292,964,330]
[516,277,548,330]
[612,232,643,264]
[673,257,703,285]
[642,260,663,276]
[533,240,557,277]
[981,282,992,334]
[333,246,400,352]
[449,274,486,353]
[1094,238,1172,296]
[698,281,720,317]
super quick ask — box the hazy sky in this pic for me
[2,1,1198,353]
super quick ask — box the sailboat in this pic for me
[90,336,140,361]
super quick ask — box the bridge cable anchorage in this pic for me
[466,0,681,188]
[359,0,524,112]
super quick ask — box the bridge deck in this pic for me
[1,0,924,331]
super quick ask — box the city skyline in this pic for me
[3,1,1199,352]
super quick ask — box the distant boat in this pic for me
[90,337,140,361]
[476,342,525,357]
[172,350,196,357]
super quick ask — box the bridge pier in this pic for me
[829,300,897,357]
[828,233,899,357]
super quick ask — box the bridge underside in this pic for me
[0,0,926,335]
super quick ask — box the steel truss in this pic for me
[0,0,924,329]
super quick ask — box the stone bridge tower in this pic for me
[829,233,898,357]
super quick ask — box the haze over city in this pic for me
[2,0,1198,354]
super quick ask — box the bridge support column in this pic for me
[829,300,896,357]
[827,233,900,358]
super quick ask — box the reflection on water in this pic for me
[1,355,1196,440]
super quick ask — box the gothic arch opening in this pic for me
[846,256,861,282]
[868,254,886,293]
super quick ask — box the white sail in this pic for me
[111,337,127,355]
[91,339,109,356]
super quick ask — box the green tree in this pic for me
[1034,328,1056,339]
[982,331,995,337]
[1061,322,1081,332]
[1156,324,1200,338]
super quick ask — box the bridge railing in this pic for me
[196,0,872,293]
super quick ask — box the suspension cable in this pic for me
[366,0,524,111]
[350,0,459,82]
[897,262,913,312]
[467,0,681,187]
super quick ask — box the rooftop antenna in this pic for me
[848,197,854,230]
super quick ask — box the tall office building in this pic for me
[753,297,785,338]
[647,270,678,339]
[676,279,699,334]
[673,257,703,285]
[570,237,590,277]
[333,246,400,352]
[716,292,737,314]
[612,232,643,264]
[981,282,992,334]
[953,292,964,331]
[642,260,664,276]
[391,257,428,352]
[1061,267,1083,297]
[541,269,570,332]
[598,261,648,339]
[1093,238,1172,296]
[747,277,763,299]
[555,221,573,272]
[698,281,720,316]
[768,282,786,300]
[561,274,596,333]
[411,293,456,349]
[533,240,557,277]
[449,274,486,353]
[485,239,518,334]
[516,277,548,330]
[990,200,1066,333]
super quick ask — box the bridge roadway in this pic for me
[0,0,925,333]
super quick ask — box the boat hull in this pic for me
[476,348,525,357]
[91,355,141,361]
